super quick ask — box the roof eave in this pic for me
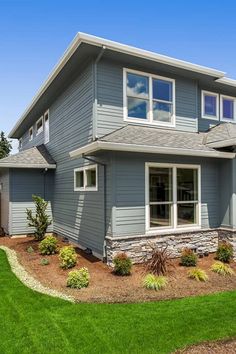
[9,32,227,139]
[0,163,57,169]
[69,141,235,159]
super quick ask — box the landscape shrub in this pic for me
[67,268,90,289]
[40,258,50,266]
[144,244,172,275]
[211,261,234,276]
[26,195,52,241]
[143,274,168,291]
[188,268,208,282]
[59,246,77,269]
[216,241,233,263]
[113,253,132,276]
[39,235,58,255]
[180,248,197,267]
[27,246,34,253]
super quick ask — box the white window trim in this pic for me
[36,116,44,135]
[29,126,33,141]
[145,162,201,235]
[74,164,98,192]
[220,94,236,122]
[201,90,219,120]
[123,68,176,128]
[44,109,50,144]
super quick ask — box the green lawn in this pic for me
[1,250,236,354]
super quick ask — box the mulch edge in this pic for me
[0,245,75,303]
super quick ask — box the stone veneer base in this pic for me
[106,228,236,265]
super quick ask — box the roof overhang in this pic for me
[69,141,235,159]
[206,138,236,149]
[9,32,228,139]
[0,163,56,169]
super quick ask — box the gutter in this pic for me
[70,141,236,159]
[0,163,56,169]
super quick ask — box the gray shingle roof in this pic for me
[206,122,236,146]
[0,145,56,169]
[100,125,214,152]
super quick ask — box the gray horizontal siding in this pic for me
[9,169,53,235]
[97,59,198,137]
[111,152,221,237]
[0,170,10,234]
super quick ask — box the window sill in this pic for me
[145,225,201,236]
[201,115,219,121]
[124,117,175,128]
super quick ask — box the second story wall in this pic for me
[96,58,199,138]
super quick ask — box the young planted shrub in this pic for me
[39,235,58,255]
[188,268,208,282]
[67,268,90,289]
[26,195,52,241]
[143,274,168,291]
[40,258,50,266]
[216,241,233,263]
[113,253,132,276]
[59,246,77,269]
[180,248,197,267]
[144,245,172,275]
[27,246,34,254]
[211,261,234,276]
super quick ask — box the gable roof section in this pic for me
[9,32,236,139]
[206,123,236,148]
[69,125,235,159]
[0,145,56,169]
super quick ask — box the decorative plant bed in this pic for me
[1,236,236,303]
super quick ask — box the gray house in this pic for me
[1,33,236,263]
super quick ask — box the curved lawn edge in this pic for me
[0,245,75,303]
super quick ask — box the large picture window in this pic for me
[146,163,200,231]
[124,69,175,126]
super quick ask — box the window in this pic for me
[36,117,43,135]
[74,165,98,191]
[44,110,50,144]
[29,127,33,141]
[220,95,236,122]
[146,163,200,232]
[19,138,22,150]
[124,69,175,126]
[201,91,219,120]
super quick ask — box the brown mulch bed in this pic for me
[175,338,236,353]
[1,236,236,303]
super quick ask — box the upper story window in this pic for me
[124,69,175,127]
[36,117,43,135]
[201,91,219,120]
[29,127,33,141]
[44,110,49,144]
[74,165,98,191]
[220,95,236,122]
[18,138,22,150]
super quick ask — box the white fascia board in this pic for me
[215,77,236,87]
[0,163,56,169]
[9,32,226,138]
[69,141,235,159]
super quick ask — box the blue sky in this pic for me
[1,0,236,147]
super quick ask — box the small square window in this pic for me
[220,95,235,121]
[29,127,33,141]
[74,165,97,191]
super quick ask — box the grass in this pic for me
[1,250,236,354]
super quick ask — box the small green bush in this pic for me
[39,235,58,255]
[40,258,50,266]
[59,246,77,269]
[188,268,208,282]
[180,248,197,267]
[211,261,234,276]
[113,253,132,276]
[143,274,168,291]
[216,242,233,263]
[67,268,90,289]
[27,246,34,253]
